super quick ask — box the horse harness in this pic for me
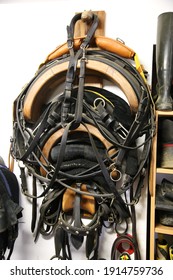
[10,13,155,259]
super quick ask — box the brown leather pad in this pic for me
[62,184,95,216]
[43,35,135,64]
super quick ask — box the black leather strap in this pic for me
[70,183,84,249]
[31,175,37,233]
[61,13,99,125]
[73,57,86,127]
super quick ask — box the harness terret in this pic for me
[10,12,155,259]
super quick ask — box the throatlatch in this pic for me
[10,12,155,259]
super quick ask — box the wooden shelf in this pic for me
[157,111,173,116]
[155,224,173,235]
[156,168,173,174]
[149,110,173,260]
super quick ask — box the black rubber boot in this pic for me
[160,118,173,168]
[155,12,173,110]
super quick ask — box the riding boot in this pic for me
[156,238,168,260]
[155,12,173,110]
[160,118,173,168]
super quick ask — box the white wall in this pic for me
[0,0,173,260]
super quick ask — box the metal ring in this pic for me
[93,97,105,108]
[110,168,122,182]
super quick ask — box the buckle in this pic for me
[67,39,73,50]
[115,123,128,140]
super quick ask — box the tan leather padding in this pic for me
[23,59,138,123]
[40,123,116,176]
[62,184,95,216]
[44,36,135,64]
[95,36,135,58]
